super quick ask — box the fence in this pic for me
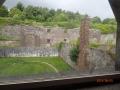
[0,47,58,57]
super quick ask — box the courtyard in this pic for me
[0,57,71,77]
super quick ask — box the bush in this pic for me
[13,14,22,20]
[92,23,116,34]
[89,42,100,48]
[8,19,22,25]
[42,22,56,27]
[70,46,79,63]
[57,42,64,52]
[9,7,22,17]
[0,17,9,25]
[0,6,8,17]
[0,35,14,41]
[57,21,79,29]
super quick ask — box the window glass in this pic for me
[0,0,118,81]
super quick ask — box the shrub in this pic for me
[0,35,14,41]
[8,19,22,25]
[57,22,79,29]
[57,42,64,52]
[92,23,116,34]
[42,22,56,27]
[70,46,79,63]
[9,7,22,17]
[0,6,8,17]
[89,42,100,48]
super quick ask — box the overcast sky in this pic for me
[4,0,115,20]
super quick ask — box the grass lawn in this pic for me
[0,57,71,77]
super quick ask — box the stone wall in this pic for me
[0,41,19,47]
[0,25,104,47]
[0,47,58,57]
[88,48,115,72]
[59,44,77,70]
[60,44,115,71]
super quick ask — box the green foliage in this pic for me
[89,42,100,48]
[16,2,24,11]
[70,46,79,63]
[57,21,79,29]
[92,16,101,23]
[9,19,22,25]
[13,14,21,20]
[42,22,56,27]
[0,6,8,17]
[53,13,68,22]
[0,2,117,33]
[69,39,79,46]
[23,5,34,19]
[103,18,116,25]
[9,7,22,18]
[0,17,8,25]
[57,42,64,52]
[0,35,15,41]
[92,23,116,34]
[0,57,71,77]
[23,6,49,21]
[69,38,80,63]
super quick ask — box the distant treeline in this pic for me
[0,2,117,33]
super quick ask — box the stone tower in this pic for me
[77,15,90,71]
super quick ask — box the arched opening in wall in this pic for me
[0,0,119,83]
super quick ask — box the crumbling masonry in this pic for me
[77,16,90,71]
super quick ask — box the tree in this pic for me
[0,0,5,6]
[66,11,75,20]
[103,18,116,24]
[9,7,22,17]
[92,16,101,23]
[0,6,8,17]
[92,23,116,34]
[23,5,34,19]
[53,13,68,22]
[16,2,24,11]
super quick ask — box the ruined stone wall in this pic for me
[59,44,115,71]
[59,44,77,70]
[88,48,115,72]
[0,25,103,47]
[0,47,58,57]
[0,41,19,47]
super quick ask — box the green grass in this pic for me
[0,57,71,77]
[0,17,80,29]
[0,35,17,41]
[0,17,9,26]
[89,42,101,48]
[0,17,23,26]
